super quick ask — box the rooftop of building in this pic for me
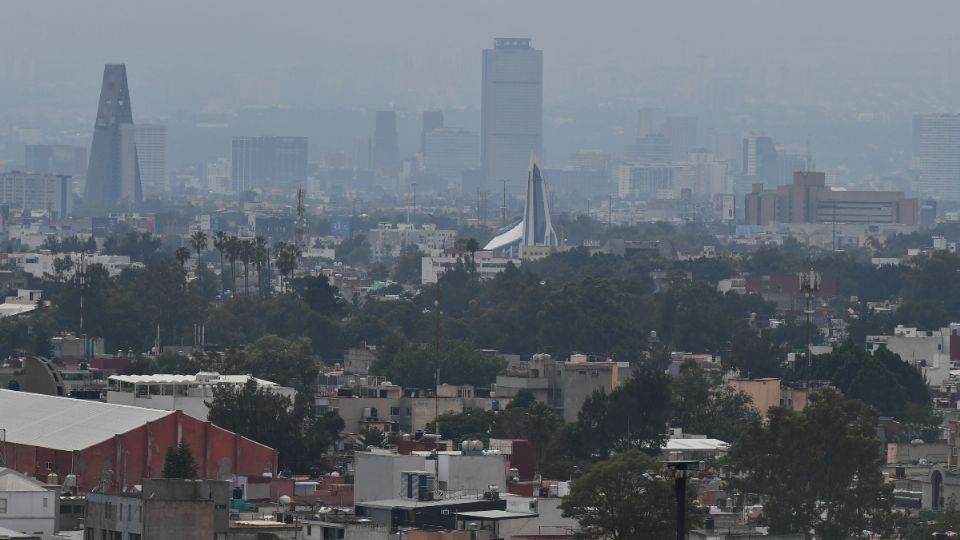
[0,467,50,492]
[0,388,170,451]
[108,371,284,387]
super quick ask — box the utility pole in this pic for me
[665,460,700,540]
[501,180,507,228]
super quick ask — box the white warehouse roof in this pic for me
[0,389,171,452]
[662,438,730,451]
[108,372,281,387]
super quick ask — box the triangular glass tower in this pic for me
[85,64,142,210]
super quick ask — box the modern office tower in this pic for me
[24,145,87,177]
[372,110,399,171]
[424,127,479,188]
[0,171,71,217]
[742,135,779,181]
[661,116,698,160]
[355,136,372,171]
[421,110,444,153]
[617,163,676,199]
[637,108,655,139]
[231,136,308,193]
[776,152,815,186]
[134,124,167,196]
[629,133,673,162]
[745,172,918,226]
[85,64,142,210]
[914,114,960,201]
[481,38,543,191]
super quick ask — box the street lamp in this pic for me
[664,460,703,540]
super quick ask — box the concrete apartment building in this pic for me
[0,468,58,540]
[866,324,960,386]
[84,478,230,540]
[366,223,456,260]
[0,172,71,218]
[493,353,631,422]
[353,450,507,503]
[316,379,492,435]
[745,171,918,226]
[421,251,520,285]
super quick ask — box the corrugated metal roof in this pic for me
[0,389,171,452]
[108,373,279,387]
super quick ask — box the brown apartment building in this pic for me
[745,171,918,226]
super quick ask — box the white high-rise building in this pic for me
[206,158,231,194]
[424,128,479,188]
[134,124,167,196]
[914,114,960,201]
[481,38,542,193]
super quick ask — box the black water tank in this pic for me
[705,517,715,531]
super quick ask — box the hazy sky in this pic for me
[4,0,960,118]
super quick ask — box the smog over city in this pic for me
[1,1,960,538]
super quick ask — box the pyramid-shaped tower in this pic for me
[85,64,142,210]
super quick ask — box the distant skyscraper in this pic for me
[661,116,698,160]
[372,110,399,171]
[914,114,960,201]
[0,171,71,218]
[24,145,87,177]
[85,64,142,209]
[134,124,167,196]
[424,127,478,188]
[482,38,543,192]
[742,135,779,181]
[628,133,673,162]
[421,111,444,153]
[231,136,308,193]
[637,108,654,140]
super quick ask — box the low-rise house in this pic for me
[0,468,58,540]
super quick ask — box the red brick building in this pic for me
[0,389,278,492]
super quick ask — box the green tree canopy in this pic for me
[162,442,198,479]
[727,388,892,539]
[560,449,684,540]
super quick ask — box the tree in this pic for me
[174,247,191,270]
[573,367,672,458]
[356,426,386,449]
[522,401,560,474]
[206,378,344,473]
[162,441,198,479]
[239,239,252,294]
[727,389,892,539]
[244,334,320,393]
[276,242,302,293]
[213,231,228,294]
[190,230,208,284]
[225,236,241,293]
[560,449,682,540]
[253,236,268,297]
[671,361,760,442]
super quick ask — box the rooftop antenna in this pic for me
[798,268,821,387]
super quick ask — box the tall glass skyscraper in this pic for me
[481,38,542,193]
[914,114,960,201]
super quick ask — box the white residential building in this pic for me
[0,468,58,540]
[107,372,296,421]
[366,224,456,260]
[866,324,960,386]
[353,450,507,503]
[2,252,136,279]
[421,251,521,285]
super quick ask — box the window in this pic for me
[307,525,312,536]
[129,535,141,540]
[119,503,123,520]
[406,408,411,416]
[43,497,49,508]
[390,407,400,416]
[0,498,6,513]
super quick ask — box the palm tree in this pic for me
[275,242,301,293]
[465,237,480,275]
[225,236,241,293]
[253,236,268,297]
[239,239,253,294]
[213,231,228,294]
[174,246,191,270]
[190,230,208,284]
